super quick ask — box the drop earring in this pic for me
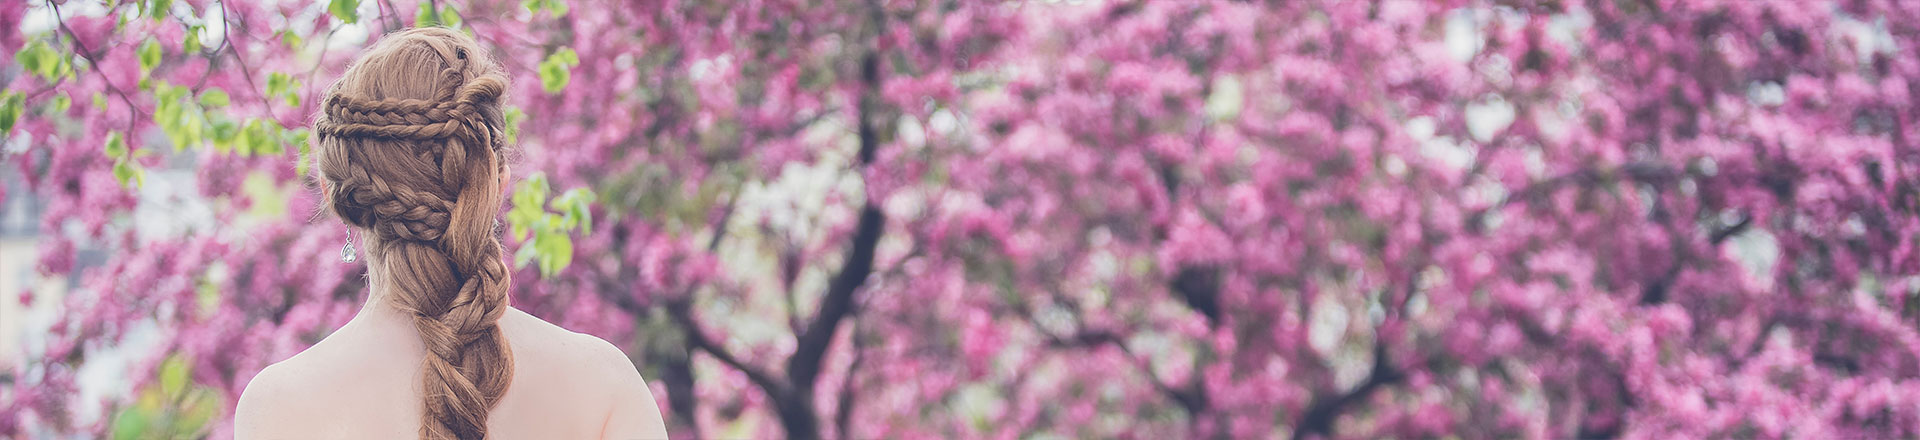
[341,230,357,263]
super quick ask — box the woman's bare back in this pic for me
[234,307,668,439]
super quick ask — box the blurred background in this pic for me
[3,0,1920,439]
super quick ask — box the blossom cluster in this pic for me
[3,0,1919,439]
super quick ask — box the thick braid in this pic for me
[318,73,504,144]
[314,27,514,440]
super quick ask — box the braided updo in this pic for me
[314,27,513,440]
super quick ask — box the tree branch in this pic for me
[1044,321,1198,407]
[48,1,142,135]
[595,190,740,438]
[1293,342,1404,440]
[1467,161,1683,233]
[788,40,886,392]
[833,319,867,439]
[665,300,789,398]
[777,14,888,435]
[659,344,701,440]
[1708,214,1754,244]
[1642,212,1751,304]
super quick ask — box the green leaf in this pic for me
[211,118,238,148]
[265,72,298,105]
[105,131,127,157]
[538,58,570,94]
[505,173,593,277]
[51,93,71,113]
[554,188,595,233]
[138,38,162,72]
[113,160,142,188]
[14,40,65,82]
[158,355,190,397]
[533,228,573,276]
[198,88,229,107]
[439,7,463,29]
[542,234,572,276]
[145,0,172,20]
[225,120,246,154]
[513,240,539,267]
[416,3,439,27]
[280,30,304,49]
[285,127,310,154]
[255,119,288,155]
[296,139,312,177]
[524,0,568,17]
[175,389,223,435]
[110,407,150,440]
[183,112,205,150]
[508,212,535,240]
[13,43,44,76]
[238,119,275,155]
[328,0,360,24]
[0,93,22,134]
[92,93,108,111]
[537,49,578,94]
[517,173,551,207]
[503,107,526,143]
[184,28,202,53]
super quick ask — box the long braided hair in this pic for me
[314,27,514,439]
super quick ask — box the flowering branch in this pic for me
[780,45,886,440]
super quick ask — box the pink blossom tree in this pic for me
[3,0,1919,439]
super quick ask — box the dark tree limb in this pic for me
[1033,321,1206,415]
[1172,266,1223,326]
[664,301,789,399]
[1642,212,1751,304]
[777,30,889,439]
[1466,161,1683,233]
[788,11,888,392]
[1292,271,1423,440]
[659,346,701,440]
[1708,214,1754,244]
[1573,366,1633,440]
[1293,342,1404,440]
[833,320,867,439]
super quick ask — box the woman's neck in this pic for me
[349,261,415,330]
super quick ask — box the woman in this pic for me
[234,28,669,440]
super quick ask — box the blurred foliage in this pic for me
[109,355,223,440]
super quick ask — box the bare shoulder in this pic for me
[233,322,420,439]
[233,356,325,439]
[498,308,669,439]
[498,308,635,380]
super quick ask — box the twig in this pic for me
[217,0,280,123]
[303,25,345,98]
[49,1,142,135]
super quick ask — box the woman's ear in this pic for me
[501,165,512,190]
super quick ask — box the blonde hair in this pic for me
[314,27,514,439]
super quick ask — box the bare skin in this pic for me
[233,264,670,439]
